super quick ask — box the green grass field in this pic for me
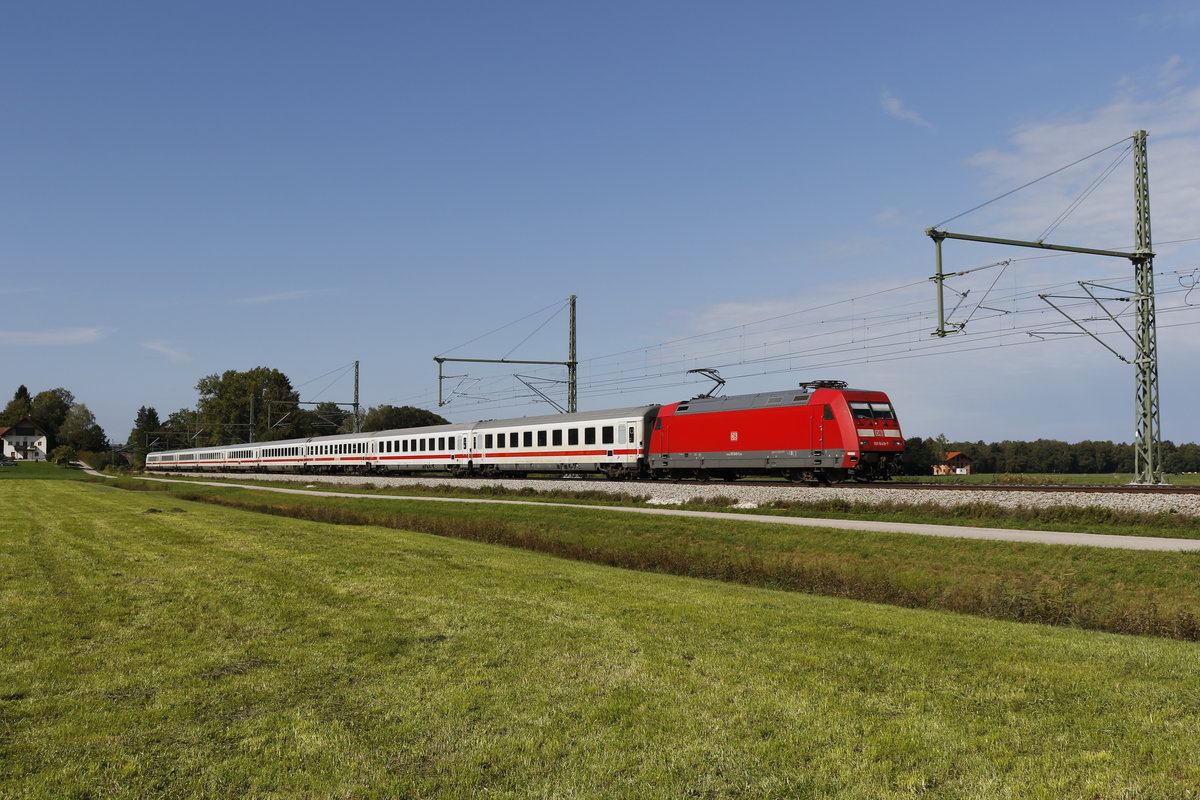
[4,478,1200,798]
[0,461,86,481]
[97,472,1200,639]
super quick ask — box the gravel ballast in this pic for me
[156,471,1200,517]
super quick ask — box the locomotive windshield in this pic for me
[850,401,895,420]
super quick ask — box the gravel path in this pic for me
[157,471,1200,517]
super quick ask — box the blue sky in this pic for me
[4,1,1200,445]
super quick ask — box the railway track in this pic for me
[159,470,1198,495]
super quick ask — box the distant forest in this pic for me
[903,436,1200,475]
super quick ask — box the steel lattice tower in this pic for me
[1131,130,1162,484]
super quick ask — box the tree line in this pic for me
[902,435,1200,475]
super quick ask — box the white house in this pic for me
[0,417,49,461]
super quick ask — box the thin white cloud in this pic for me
[874,205,904,225]
[881,89,933,129]
[951,63,1200,251]
[1159,55,1189,87]
[1138,6,1200,28]
[0,327,109,346]
[232,289,330,305]
[141,340,192,363]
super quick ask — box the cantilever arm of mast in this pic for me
[925,228,1153,261]
[434,357,575,366]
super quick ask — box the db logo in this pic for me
[730,431,739,442]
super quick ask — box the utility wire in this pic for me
[436,297,569,357]
[929,135,1133,230]
[1037,143,1132,241]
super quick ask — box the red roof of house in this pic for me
[943,451,972,461]
[0,416,49,438]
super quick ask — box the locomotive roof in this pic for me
[471,405,660,430]
[672,387,883,414]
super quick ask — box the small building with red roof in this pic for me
[933,451,973,476]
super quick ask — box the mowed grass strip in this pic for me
[107,477,1200,640]
[3,480,1200,799]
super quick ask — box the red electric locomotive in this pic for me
[646,380,902,483]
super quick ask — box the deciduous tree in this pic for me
[195,367,301,444]
[57,403,108,453]
[0,385,33,425]
[360,405,449,433]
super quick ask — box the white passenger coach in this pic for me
[144,406,659,479]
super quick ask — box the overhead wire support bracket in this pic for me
[1032,293,1131,363]
[514,375,569,414]
[434,295,578,412]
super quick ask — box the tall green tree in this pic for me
[157,408,199,450]
[57,403,108,453]
[127,406,162,453]
[0,385,33,425]
[31,388,75,444]
[195,367,301,444]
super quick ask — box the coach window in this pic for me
[436,437,444,450]
[568,429,579,446]
[523,431,532,447]
[584,427,596,445]
[552,429,562,446]
[509,432,518,448]
[602,426,614,445]
[628,426,635,443]
[618,426,627,445]
[496,433,506,448]
[537,430,547,447]
[485,434,494,448]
